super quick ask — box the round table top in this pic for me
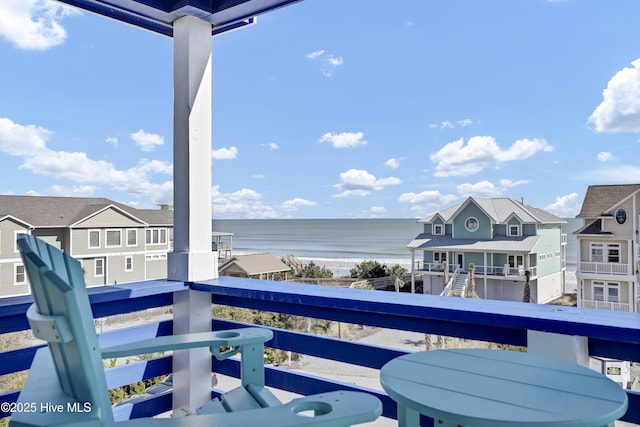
[380,349,628,427]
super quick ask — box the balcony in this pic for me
[581,299,631,312]
[413,262,537,279]
[1,277,639,426]
[579,262,629,275]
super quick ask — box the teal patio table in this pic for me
[380,348,628,427]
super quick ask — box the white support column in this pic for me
[410,249,415,294]
[172,289,212,415]
[169,15,218,283]
[169,15,217,416]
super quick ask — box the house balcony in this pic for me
[579,262,629,275]
[1,277,639,426]
[580,299,632,312]
[414,262,536,279]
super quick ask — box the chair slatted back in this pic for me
[18,234,113,423]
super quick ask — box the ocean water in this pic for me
[213,218,583,279]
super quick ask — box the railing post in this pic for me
[173,288,212,415]
[527,330,589,367]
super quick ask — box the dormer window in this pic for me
[508,224,520,236]
[433,223,444,235]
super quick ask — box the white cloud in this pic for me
[212,146,238,160]
[281,198,317,211]
[597,151,614,162]
[0,117,173,204]
[589,58,640,132]
[0,0,79,50]
[105,136,118,147]
[131,130,164,152]
[385,158,401,169]
[430,136,553,177]
[398,190,458,206]
[263,143,279,151]
[545,193,580,218]
[50,184,98,196]
[456,179,529,198]
[252,174,265,179]
[319,131,367,148]
[212,185,280,219]
[429,119,473,129]
[306,50,325,60]
[333,169,401,198]
[307,50,344,77]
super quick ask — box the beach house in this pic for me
[574,184,640,313]
[0,195,173,297]
[408,197,567,303]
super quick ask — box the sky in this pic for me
[1,0,640,219]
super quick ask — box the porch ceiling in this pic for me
[56,0,302,36]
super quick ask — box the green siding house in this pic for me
[408,197,567,304]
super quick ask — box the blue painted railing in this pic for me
[1,276,639,425]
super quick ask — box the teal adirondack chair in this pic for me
[10,234,382,427]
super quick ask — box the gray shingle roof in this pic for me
[0,195,172,227]
[576,184,640,219]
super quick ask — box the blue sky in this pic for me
[1,0,640,219]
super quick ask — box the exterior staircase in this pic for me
[451,272,468,296]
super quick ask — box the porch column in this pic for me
[169,15,218,282]
[169,15,217,416]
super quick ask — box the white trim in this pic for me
[125,255,134,272]
[592,280,620,303]
[14,263,26,285]
[88,229,101,249]
[95,258,104,277]
[105,229,122,248]
[508,223,521,237]
[465,217,479,232]
[126,228,138,247]
[433,223,444,235]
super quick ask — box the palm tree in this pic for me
[522,270,531,303]
[467,263,477,298]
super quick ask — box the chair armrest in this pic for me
[101,327,272,360]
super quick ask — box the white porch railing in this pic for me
[579,262,629,275]
[580,299,631,312]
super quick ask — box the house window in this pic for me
[125,256,133,272]
[433,252,447,263]
[590,243,620,263]
[607,244,620,263]
[106,229,121,247]
[433,224,444,235]
[508,224,520,236]
[590,243,604,263]
[126,229,137,246]
[465,217,479,232]
[593,281,619,303]
[95,259,104,277]
[146,228,167,245]
[508,255,524,268]
[15,264,26,285]
[88,230,100,248]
